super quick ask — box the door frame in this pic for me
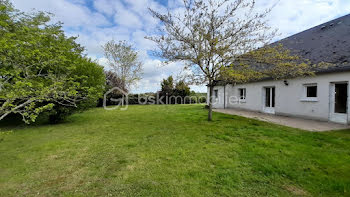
[263,86,275,114]
[329,82,349,124]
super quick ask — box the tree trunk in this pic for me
[208,84,213,121]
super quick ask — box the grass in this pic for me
[0,104,349,196]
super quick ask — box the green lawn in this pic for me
[0,105,349,196]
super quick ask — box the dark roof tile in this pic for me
[275,14,350,72]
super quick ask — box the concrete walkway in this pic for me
[213,108,350,132]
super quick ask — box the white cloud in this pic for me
[12,0,110,27]
[131,59,189,93]
[168,0,183,9]
[97,57,109,68]
[114,8,143,29]
[114,3,142,29]
[124,0,149,13]
[9,0,350,93]
[93,0,115,16]
[266,0,350,39]
[131,30,156,51]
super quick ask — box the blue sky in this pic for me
[11,0,350,93]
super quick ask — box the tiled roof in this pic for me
[275,14,350,73]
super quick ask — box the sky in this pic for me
[11,0,350,93]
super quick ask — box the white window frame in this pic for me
[238,88,246,102]
[300,83,318,102]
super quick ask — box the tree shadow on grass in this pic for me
[0,114,27,129]
[0,113,75,131]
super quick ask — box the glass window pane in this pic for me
[306,86,317,97]
[265,88,270,107]
[272,87,275,107]
[239,88,246,99]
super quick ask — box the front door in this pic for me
[330,83,348,124]
[263,87,275,114]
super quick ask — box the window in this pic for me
[306,86,317,97]
[239,88,246,100]
[214,90,218,98]
[301,84,318,101]
[265,87,275,107]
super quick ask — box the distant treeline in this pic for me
[99,75,206,106]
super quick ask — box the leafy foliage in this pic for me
[174,80,191,98]
[160,75,175,97]
[220,44,332,83]
[0,1,105,123]
[159,76,191,104]
[48,59,105,124]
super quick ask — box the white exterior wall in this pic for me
[207,85,225,109]
[209,71,350,124]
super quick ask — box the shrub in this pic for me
[0,1,105,124]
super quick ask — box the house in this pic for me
[208,14,350,124]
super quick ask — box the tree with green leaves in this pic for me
[103,40,143,93]
[159,76,191,104]
[147,0,326,121]
[159,76,174,104]
[174,80,191,98]
[0,1,105,123]
[161,76,174,95]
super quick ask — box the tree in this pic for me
[159,76,191,104]
[147,0,324,121]
[0,1,105,123]
[100,70,128,107]
[161,76,174,94]
[48,58,105,123]
[105,70,127,93]
[103,40,143,92]
[174,80,191,104]
[159,76,174,104]
[174,80,190,98]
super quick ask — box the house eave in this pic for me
[209,68,350,87]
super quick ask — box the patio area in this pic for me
[214,108,350,132]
